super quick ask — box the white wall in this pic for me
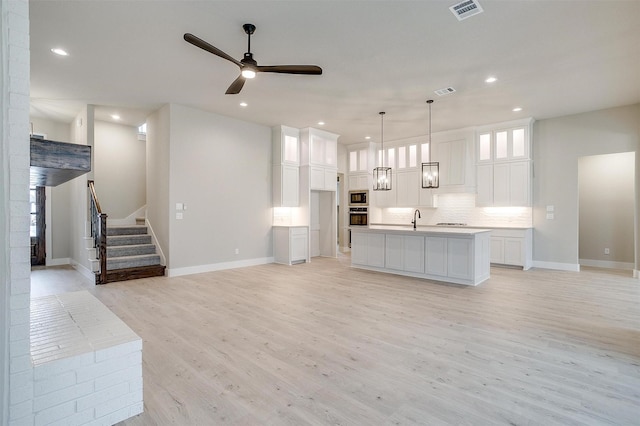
[168,104,272,272]
[579,152,635,266]
[533,104,640,270]
[94,120,146,219]
[1,0,33,423]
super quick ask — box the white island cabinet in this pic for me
[351,226,491,286]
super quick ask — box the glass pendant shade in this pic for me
[422,162,439,188]
[421,99,439,189]
[373,167,392,191]
[373,111,391,191]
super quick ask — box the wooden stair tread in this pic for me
[98,265,166,284]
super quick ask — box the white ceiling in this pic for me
[29,1,640,145]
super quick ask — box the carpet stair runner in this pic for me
[101,225,165,283]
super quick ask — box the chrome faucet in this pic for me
[412,209,421,230]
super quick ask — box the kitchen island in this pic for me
[350,225,491,286]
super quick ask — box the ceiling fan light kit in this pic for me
[184,23,322,95]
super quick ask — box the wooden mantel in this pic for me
[30,137,92,186]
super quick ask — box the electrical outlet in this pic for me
[604,248,610,255]
[235,248,239,255]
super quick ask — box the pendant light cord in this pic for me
[427,100,433,161]
[380,111,385,167]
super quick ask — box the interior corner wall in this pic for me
[532,103,640,268]
[94,120,146,219]
[168,104,272,271]
[146,105,171,265]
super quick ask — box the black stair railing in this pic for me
[88,180,108,284]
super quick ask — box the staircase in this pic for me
[101,224,165,283]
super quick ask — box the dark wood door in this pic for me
[30,186,46,266]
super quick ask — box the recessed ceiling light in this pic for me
[111,114,121,120]
[365,136,371,140]
[51,48,68,56]
[318,121,325,126]
[485,76,497,83]
[512,107,522,112]
[239,102,248,107]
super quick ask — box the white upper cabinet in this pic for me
[301,127,339,167]
[347,142,374,190]
[301,127,339,191]
[476,119,533,163]
[475,118,534,207]
[348,147,370,173]
[273,125,300,165]
[272,125,301,207]
[430,129,476,193]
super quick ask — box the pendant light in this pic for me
[422,100,439,188]
[373,111,392,191]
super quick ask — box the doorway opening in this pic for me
[30,186,46,266]
[578,152,635,271]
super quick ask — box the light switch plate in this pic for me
[176,212,183,220]
[546,205,554,212]
[175,203,183,211]
[546,213,554,220]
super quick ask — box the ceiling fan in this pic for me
[184,23,322,95]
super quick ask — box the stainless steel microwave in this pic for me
[348,190,368,206]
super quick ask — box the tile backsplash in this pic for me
[379,193,532,227]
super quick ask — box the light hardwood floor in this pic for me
[31,258,640,425]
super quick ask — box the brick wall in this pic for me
[380,193,533,227]
[30,292,143,426]
[2,0,34,424]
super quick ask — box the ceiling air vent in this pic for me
[449,0,484,21]
[434,87,456,96]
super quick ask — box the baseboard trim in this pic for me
[579,259,634,270]
[531,261,580,272]
[70,259,95,283]
[46,257,70,267]
[634,269,640,279]
[168,257,274,278]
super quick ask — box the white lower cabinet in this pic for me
[273,226,308,265]
[385,234,425,273]
[404,235,425,273]
[352,232,385,267]
[447,237,474,281]
[352,228,490,286]
[489,228,532,270]
[425,236,448,277]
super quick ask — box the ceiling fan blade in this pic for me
[256,65,322,75]
[184,33,243,68]
[225,75,246,95]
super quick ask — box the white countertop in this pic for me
[352,225,491,235]
[369,223,532,230]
